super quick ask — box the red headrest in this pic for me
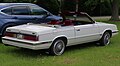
[63,20,73,26]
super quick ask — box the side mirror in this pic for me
[42,12,51,19]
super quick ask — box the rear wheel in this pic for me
[49,39,66,56]
[99,32,111,46]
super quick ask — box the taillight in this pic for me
[5,32,38,41]
[23,35,38,41]
[5,32,15,37]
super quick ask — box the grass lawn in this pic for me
[0,19,120,66]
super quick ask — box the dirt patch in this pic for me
[55,57,79,65]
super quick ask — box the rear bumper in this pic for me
[2,37,52,50]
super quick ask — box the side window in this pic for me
[12,6,30,15]
[1,8,12,15]
[30,6,47,15]
[72,14,93,25]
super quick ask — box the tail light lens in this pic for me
[5,32,38,41]
[5,32,15,37]
[23,35,39,41]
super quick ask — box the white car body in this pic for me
[2,22,118,50]
[2,12,118,55]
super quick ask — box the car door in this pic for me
[29,5,53,23]
[74,24,100,43]
[73,15,100,44]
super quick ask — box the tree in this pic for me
[109,0,119,21]
[83,0,119,21]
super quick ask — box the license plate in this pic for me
[16,34,23,39]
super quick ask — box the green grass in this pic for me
[0,19,120,66]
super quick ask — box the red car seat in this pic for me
[63,20,73,26]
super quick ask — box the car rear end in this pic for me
[2,25,54,50]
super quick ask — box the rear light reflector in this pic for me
[23,35,38,41]
[5,32,16,37]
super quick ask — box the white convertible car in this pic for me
[2,12,118,55]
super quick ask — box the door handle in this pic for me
[13,17,18,19]
[76,29,80,31]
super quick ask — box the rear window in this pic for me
[1,8,12,15]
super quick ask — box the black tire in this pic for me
[99,32,111,46]
[49,39,66,56]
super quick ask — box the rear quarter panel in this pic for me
[52,26,75,46]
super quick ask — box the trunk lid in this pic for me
[6,24,56,35]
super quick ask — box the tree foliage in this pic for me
[79,0,120,21]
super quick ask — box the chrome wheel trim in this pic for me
[104,33,110,45]
[53,40,65,55]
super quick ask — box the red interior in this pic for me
[63,20,73,26]
[48,20,74,26]
[47,20,60,25]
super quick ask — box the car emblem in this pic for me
[16,34,23,39]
